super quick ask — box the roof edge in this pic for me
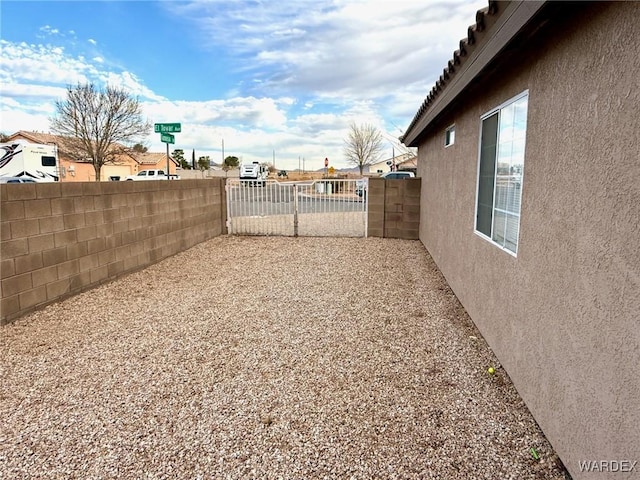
[402,1,547,147]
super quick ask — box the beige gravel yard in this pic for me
[0,236,566,479]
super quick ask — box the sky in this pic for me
[0,0,487,170]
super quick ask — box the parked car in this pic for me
[0,176,37,183]
[355,171,416,197]
[380,171,415,179]
[124,169,180,181]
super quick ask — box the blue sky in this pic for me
[1,0,487,170]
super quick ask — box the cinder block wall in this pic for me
[367,177,421,239]
[1,179,227,324]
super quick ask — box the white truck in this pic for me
[239,162,268,186]
[124,169,180,181]
[0,142,59,182]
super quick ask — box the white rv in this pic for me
[239,162,269,186]
[0,142,59,182]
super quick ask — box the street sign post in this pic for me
[154,123,181,133]
[155,123,181,178]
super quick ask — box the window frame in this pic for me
[444,124,455,147]
[473,90,528,257]
[41,155,56,167]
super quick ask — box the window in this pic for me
[41,156,56,166]
[445,125,455,147]
[475,91,528,255]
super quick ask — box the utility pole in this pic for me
[222,139,225,166]
[392,146,395,171]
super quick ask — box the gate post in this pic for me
[225,179,231,234]
[293,183,299,237]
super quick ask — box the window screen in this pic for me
[475,92,528,254]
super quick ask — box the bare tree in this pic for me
[50,83,150,181]
[344,122,385,175]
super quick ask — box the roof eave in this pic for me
[402,1,547,148]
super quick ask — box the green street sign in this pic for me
[160,133,175,144]
[154,123,182,133]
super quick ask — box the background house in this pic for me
[402,2,639,478]
[395,155,417,174]
[125,151,179,179]
[369,153,417,175]
[5,131,178,181]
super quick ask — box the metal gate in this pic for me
[226,179,368,237]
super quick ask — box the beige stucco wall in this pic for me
[416,3,639,478]
[60,160,138,182]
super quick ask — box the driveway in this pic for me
[0,236,566,479]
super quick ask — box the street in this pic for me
[227,182,366,217]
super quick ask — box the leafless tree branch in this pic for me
[343,122,385,175]
[50,83,151,181]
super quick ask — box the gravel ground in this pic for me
[0,236,567,479]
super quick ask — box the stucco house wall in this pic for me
[409,3,638,478]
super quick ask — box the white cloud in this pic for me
[141,99,389,170]
[176,1,485,93]
[0,41,95,85]
[0,95,56,134]
[0,83,68,100]
[0,109,52,134]
[172,0,487,133]
[100,71,166,102]
[142,96,291,130]
[39,25,60,35]
[3,1,490,170]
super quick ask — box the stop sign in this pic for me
[324,157,328,167]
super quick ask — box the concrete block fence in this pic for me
[1,179,226,325]
[1,177,421,324]
[367,178,421,240]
